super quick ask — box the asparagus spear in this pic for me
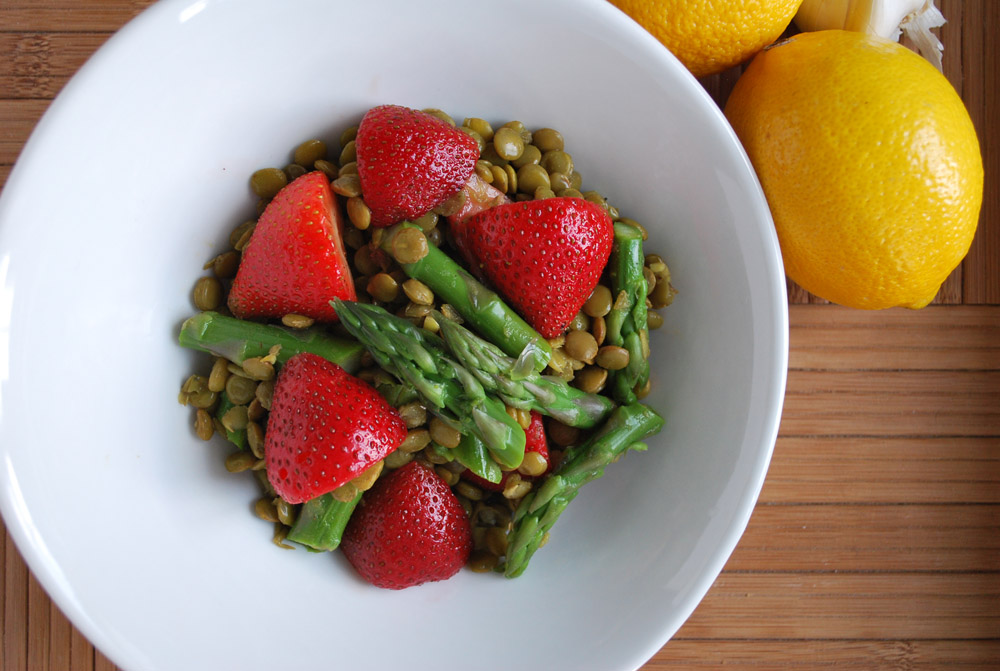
[435,312,616,429]
[378,223,551,372]
[178,311,364,373]
[504,402,665,578]
[605,223,651,404]
[332,299,526,470]
[431,433,503,484]
[286,490,362,551]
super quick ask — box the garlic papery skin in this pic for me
[794,0,946,70]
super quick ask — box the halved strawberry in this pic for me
[341,461,472,590]
[458,197,614,338]
[228,171,356,322]
[355,104,479,227]
[265,353,406,504]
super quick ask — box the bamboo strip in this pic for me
[651,639,1000,670]
[726,504,1000,572]
[0,1,155,33]
[0,33,109,99]
[675,573,1000,639]
[762,437,1000,504]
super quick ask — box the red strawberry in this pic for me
[228,171,356,322]
[264,353,406,504]
[457,197,614,338]
[463,411,551,491]
[341,461,472,590]
[523,410,552,475]
[355,104,479,228]
[446,172,510,277]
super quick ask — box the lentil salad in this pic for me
[178,105,676,585]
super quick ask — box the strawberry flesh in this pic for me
[265,353,406,504]
[356,104,479,227]
[228,171,356,322]
[341,461,472,590]
[458,197,614,338]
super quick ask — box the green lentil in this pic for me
[339,125,358,148]
[193,276,222,311]
[540,150,573,176]
[573,366,608,394]
[226,373,257,405]
[493,127,524,161]
[595,345,630,371]
[517,164,550,194]
[346,197,371,230]
[313,159,339,180]
[422,108,455,126]
[339,140,357,165]
[532,128,565,152]
[194,409,214,441]
[511,144,542,169]
[463,117,494,141]
[583,285,613,317]
[249,168,287,199]
[367,272,399,303]
[284,163,307,181]
[402,278,434,305]
[331,174,361,198]
[548,171,572,192]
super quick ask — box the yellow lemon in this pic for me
[724,30,983,309]
[609,0,804,77]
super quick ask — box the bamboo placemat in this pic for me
[1,1,997,669]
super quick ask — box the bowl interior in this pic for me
[0,1,787,669]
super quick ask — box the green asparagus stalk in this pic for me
[431,433,503,484]
[504,402,665,578]
[286,490,362,551]
[332,299,526,470]
[436,312,616,429]
[178,311,365,374]
[605,223,651,404]
[379,223,551,372]
[373,379,420,407]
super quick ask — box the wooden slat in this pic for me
[94,650,117,671]
[48,603,74,671]
[726,504,1000,572]
[0,32,109,99]
[675,573,1000,640]
[781,370,999,437]
[0,1,156,33]
[0,99,50,167]
[27,573,51,670]
[3,529,28,671]
[961,0,1000,303]
[71,626,96,671]
[651,640,1000,670]
[762,437,1000,504]
[0,523,6,664]
[789,305,1000,370]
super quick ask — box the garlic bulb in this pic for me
[794,0,946,70]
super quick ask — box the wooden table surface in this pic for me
[1,1,996,669]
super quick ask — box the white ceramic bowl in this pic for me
[0,1,787,669]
